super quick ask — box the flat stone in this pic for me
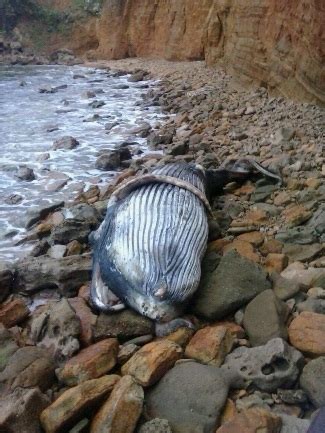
[193,251,271,320]
[121,340,183,387]
[90,375,144,433]
[243,290,289,346]
[40,375,120,433]
[300,357,325,407]
[281,262,324,287]
[288,311,325,356]
[145,361,231,433]
[57,339,119,386]
[216,407,282,433]
[185,325,235,366]
[223,240,260,263]
[93,310,154,341]
[237,231,265,247]
[0,387,50,433]
[283,243,324,263]
[0,298,29,328]
[68,297,96,346]
[0,346,55,393]
[221,338,304,392]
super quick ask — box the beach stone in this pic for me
[69,418,89,433]
[311,272,325,288]
[281,263,324,287]
[260,239,283,256]
[48,244,67,259]
[0,264,13,302]
[216,407,282,433]
[163,326,195,348]
[118,344,139,366]
[243,290,289,346]
[68,297,96,346]
[66,240,83,256]
[223,240,260,263]
[53,136,80,150]
[138,418,173,433]
[237,231,265,247]
[0,346,55,393]
[279,414,310,433]
[89,100,105,108]
[0,298,29,328]
[282,205,312,227]
[50,220,94,245]
[121,340,183,387]
[272,274,306,301]
[283,244,324,263]
[145,361,231,433]
[90,375,143,433]
[0,325,18,371]
[0,387,50,433]
[265,254,288,273]
[193,251,271,320]
[93,310,154,341]
[15,253,92,296]
[24,201,64,228]
[221,338,304,392]
[16,166,35,181]
[300,357,325,407]
[185,325,235,366]
[277,389,308,405]
[296,298,325,314]
[128,71,146,82]
[288,312,325,356]
[29,298,81,361]
[57,339,119,386]
[95,151,121,170]
[40,375,120,433]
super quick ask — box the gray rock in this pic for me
[277,389,308,405]
[251,183,277,203]
[130,122,152,137]
[0,263,13,302]
[63,203,100,224]
[192,251,271,320]
[297,298,325,314]
[95,151,121,171]
[93,310,154,342]
[4,193,23,204]
[243,289,289,346]
[69,418,89,433]
[16,166,35,181]
[167,141,189,156]
[48,244,67,259]
[29,299,80,361]
[0,325,18,372]
[15,253,91,296]
[311,272,325,289]
[279,414,310,433]
[89,100,105,109]
[50,220,94,245]
[0,346,55,393]
[128,71,146,82]
[283,244,324,263]
[276,227,318,245]
[138,418,173,433]
[145,361,231,433]
[0,387,50,433]
[272,274,306,301]
[300,357,325,407]
[25,200,64,228]
[53,136,80,150]
[221,338,304,392]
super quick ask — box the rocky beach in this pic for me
[0,53,324,432]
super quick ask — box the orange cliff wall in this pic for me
[47,0,325,104]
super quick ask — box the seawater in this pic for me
[0,64,162,262]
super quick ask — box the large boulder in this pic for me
[192,251,271,320]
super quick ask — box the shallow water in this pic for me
[0,64,162,262]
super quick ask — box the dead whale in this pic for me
[90,160,280,334]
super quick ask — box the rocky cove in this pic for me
[0,2,325,433]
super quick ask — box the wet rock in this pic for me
[40,375,120,433]
[95,151,121,170]
[138,418,173,433]
[50,220,94,245]
[68,297,96,346]
[221,338,304,392]
[30,239,50,257]
[29,299,81,361]
[193,251,271,320]
[16,166,35,181]
[25,201,64,228]
[0,325,18,371]
[0,346,55,393]
[90,375,144,433]
[185,325,235,366]
[4,193,23,204]
[167,141,189,156]
[128,71,147,82]
[0,263,13,302]
[0,298,29,328]
[53,136,80,150]
[300,357,325,407]
[243,290,289,346]
[104,121,119,131]
[145,361,231,433]
[288,311,325,356]
[121,340,183,387]
[216,407,282,433]
[130,122,152,137]
[0,387,50,433]
[93,310,154,341]
[15,253,91,296]
[57,339,119,386]
[89,100,105,109]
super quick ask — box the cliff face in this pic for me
[41,0,325,103]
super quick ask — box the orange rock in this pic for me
[78,284,91,303]
[215,321,245,339]
[90,375,143,433]
[68,297,97,346]
[274,191,291,206]
[282,205,312,227]
[40,375,120,433]
[288,312,325,356]
[237,231,264,247]
[305,178,321,189]
[233,183,255,197]
[0,299,29,328]
[163,326,195,348]
[57,339,119,386]
[223,240,260,263]
[121,340,183,387]
[207,238,232,254]
[260,239,283,256]
[265,253,289,273]
[216,407,282,433]
[185,325,235,367]
[66,240,83,256]
[220,399,237,425]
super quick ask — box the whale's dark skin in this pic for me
[90,159,280,335]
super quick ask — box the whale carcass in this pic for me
[90,161,280,331]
